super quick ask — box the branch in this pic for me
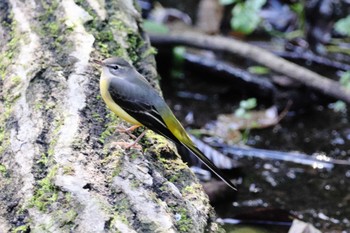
[150,31,350,103]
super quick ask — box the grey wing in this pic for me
[108,77,181,144]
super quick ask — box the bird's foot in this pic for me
[111,141,142,150]
[111,130,147,150]
[115,125,142,139]
[116,125,141,133]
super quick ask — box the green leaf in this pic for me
[289,3,305,32]
[171,46,186,79]
[231,0,266,34]
[248,66,270,74]
[239,98,257,110]
[335,16,350,36]
[290,3,303,15]
[173,46,186,63]
[219,0,237,5]
[143,20,169,34]
[329,100,347,112]
[234,108,246,117]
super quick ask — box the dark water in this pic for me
[239,108,350,231]
[158,64,350,232]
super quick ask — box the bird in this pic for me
[94,57,237,191]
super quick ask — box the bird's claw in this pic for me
[111,141,142,150]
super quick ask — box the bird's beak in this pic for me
[93,59,103,66]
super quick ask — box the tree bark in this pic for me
[0,1,221,232]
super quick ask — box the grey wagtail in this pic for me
[94,57,237,191]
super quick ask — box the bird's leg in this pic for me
[117,125,141,133]
[115,125,141,139]
[112,125,147,149]
[123,129,147,149]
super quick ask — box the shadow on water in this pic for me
[157,57,350,232]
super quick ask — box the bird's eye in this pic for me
[109,65,119,70]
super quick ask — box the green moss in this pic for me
[83,15,125,58]
[146,139,192,188]
[65,209,78,222]
[0,13,19,80]
[130,178,141,188]
[47,138,58,156]
[115,197,130,213]
[174,207,193,232]
[168,174,180,183]
[49,119,62,151]
[29,192,77,231]
[55,209,78,226]
[157,154,187,172]
[141,46,157,59]
[80,1,146,61]
[92,112,103,122]
[31,165,59,211]
[111,165,122,178]
[108,17,147,62]
[109,213,130,231]
[126,33,144,62]
[182,184,202,195]
[182,185,195,193]
[144,130,170,150]
[97,41,110,57]
[37,0,59,33]
[12,224,29,233]
[38,0,59,20]
[63,166,75,175]
[0,164,6,174]
[34,116,62,190]
[65,192,72,203]
[0,127,5,147]
[11,75,21,85]
[34,102,43,110]
[99,126,113,144]
[74,0,96,23]
[45,102,56,110]
[36,0,73,53]
[98,30,114,41]
[0,99,17,154]
[101,152,124,183]
[30,113,67,213]
[37,120,60,166]
[118,215,128,224]
[107,197,132,230]
[130,153,139,160]
[99,112,119,144]
[0,94,21,156]
[47,21,60,36]
[36,153,49,166]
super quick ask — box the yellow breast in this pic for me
[100,77,142,126]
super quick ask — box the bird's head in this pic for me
[93,57,133,78]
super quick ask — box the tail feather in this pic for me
[183,143,237,191]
